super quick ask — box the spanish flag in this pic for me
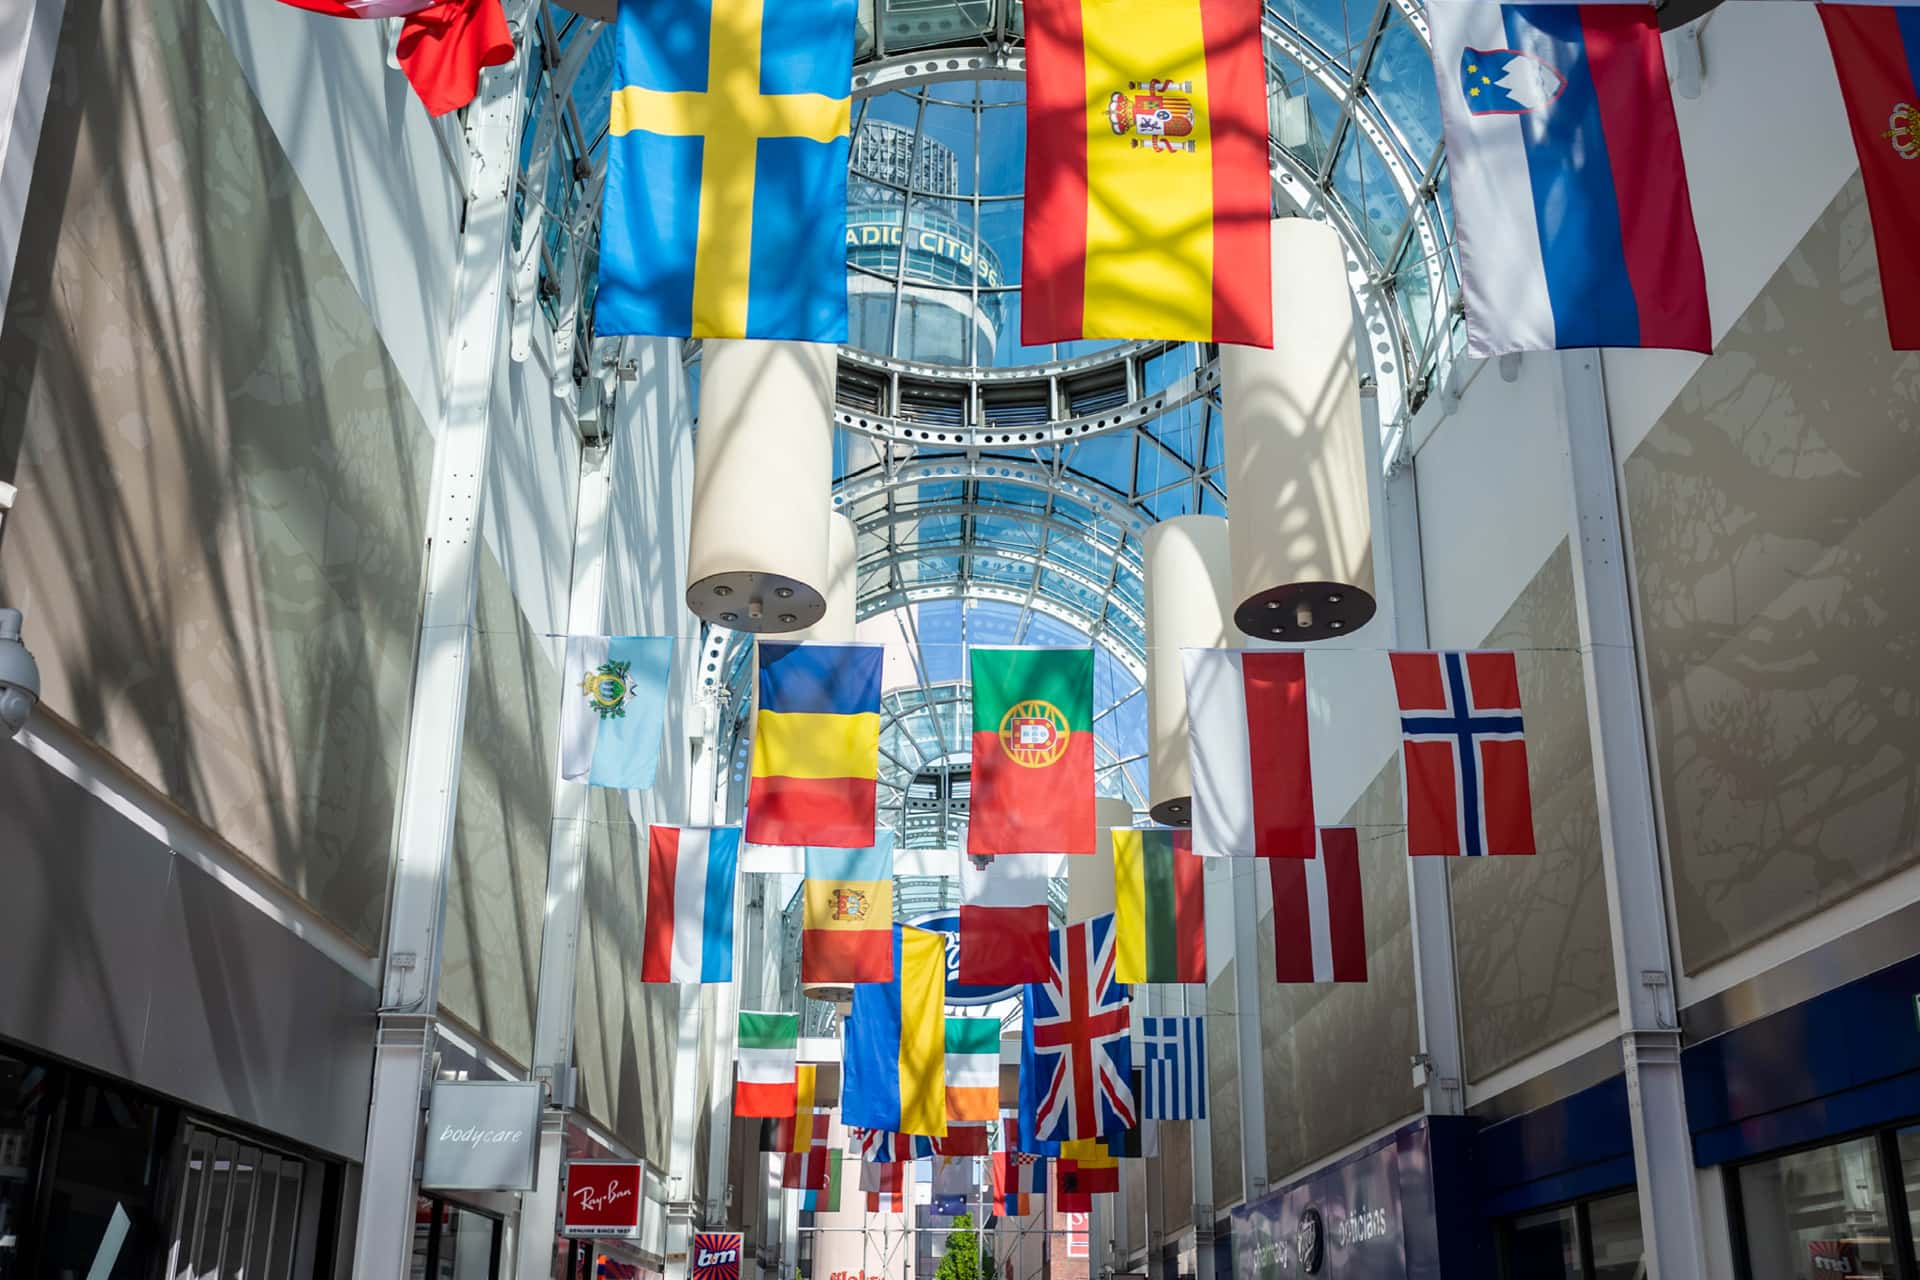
[1022,0,1272,346]
[747,642,882,847]
[842,926,949,1137]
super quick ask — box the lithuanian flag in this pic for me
[1112,828,1207,983]
[1022,0,1272,346]
[967,648,1095,856]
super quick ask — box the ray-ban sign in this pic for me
[563,1161,645,1238]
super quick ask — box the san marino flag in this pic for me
[597,0,857,340]
[560,637,674,789]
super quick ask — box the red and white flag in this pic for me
[958,855,1057,984]
[1389,651,1535,857]
[1270,828,1366,983]
[781,1110,832,1190]
[274,0,513,117]
[1182,650,1316,857]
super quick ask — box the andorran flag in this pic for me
[968,649,1095,856]
[1022,0,1272,346]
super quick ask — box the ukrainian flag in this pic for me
[596,0,855,340]
[747,642,882,847]
[843,926,949,1138]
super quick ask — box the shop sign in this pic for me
[420,1081,542,1192]
[1231,1139,1405,1279]
[690,1231,742,1280]
[564,1161,644,1238]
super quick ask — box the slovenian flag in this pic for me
[559,636,675,789]
[748,643,883,847]
[1427,1,1711,355]
[640,826,740,983]
[842,926,948,1137]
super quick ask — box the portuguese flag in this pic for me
[968,648,1095,855]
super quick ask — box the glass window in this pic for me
[0,1054,53,1280]
[1585,1192,1644,1280]
[1895,1128,1920,1269]
[37,1079,166,1279]
[1502,1205,1580,1280]
[1738,1137,1897,1280]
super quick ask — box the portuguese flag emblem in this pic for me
[968,648,1095,855]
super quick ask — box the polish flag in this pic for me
[641,827,739,984]
[1269,828,1366,983]
[273,0,513,117]
[957,855,1058,984]
[1182,650,1316,857]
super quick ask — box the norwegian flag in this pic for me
[1020,914,1135,1142]
[1389,651,1536,856]
[850,1127,910,1163]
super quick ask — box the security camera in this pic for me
[0,608,40,739]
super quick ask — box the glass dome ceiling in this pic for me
[534,0,1462,834]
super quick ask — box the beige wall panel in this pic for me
[1259,762,1419,1177]
[1206,961,1242,1209]
[1625,176,1920,972]
[1447,542,1617,1080]
[0,0,432,947]
[573,787,679,1162]
[437,548,557,1067]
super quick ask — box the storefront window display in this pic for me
[1737,1137,1899,1279]
[1496,1192,1643,1280]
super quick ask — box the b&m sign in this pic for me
[562,1161,644,1238]
[691,1232,743,1280]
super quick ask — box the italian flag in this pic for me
[734,1011,799,1117]
[967,648,1095,855]
[945,1017,1001,1123]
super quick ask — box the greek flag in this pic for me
[1139,1016,1206,1121]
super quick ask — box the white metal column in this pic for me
[512,443,616,1278]
[1380,454,1466,1115]
[0,0,63,322]
[1183,981,1214,1275]
[1229,858,1268,1204]
[350,15,533,1276]
[1555,351,1706,1280]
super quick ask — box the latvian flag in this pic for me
[958,855,1055,984]
[1271,829,1366,983]
[1389,651,1536,856]
[734,1012,799,1117]
[641,826,740,982]
[1182,650,1316,857]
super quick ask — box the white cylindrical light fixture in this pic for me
[1219,218,1376,642]
[790,512,857,644]
[1144,515,1233,827]
[1069,795,1135,924]
[686,339,835,633]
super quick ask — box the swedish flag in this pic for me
[597,0,855,340]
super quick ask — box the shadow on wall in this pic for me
[0,0,448,947]
[1625,175,1920,973]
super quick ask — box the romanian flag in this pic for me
[968,648,1095,856]
[748,643,882,848]
[842,926,948,1137]
[802,834,895,983]
[1112,828,1207,983]
[944,1018,1001,1123]
[1021,0,1272,345]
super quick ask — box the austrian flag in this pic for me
[1389,651,1536,856]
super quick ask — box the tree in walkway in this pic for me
[937,1213,984,1280]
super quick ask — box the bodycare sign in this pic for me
[563,1161,645,1238]
[419,1081,542,1192]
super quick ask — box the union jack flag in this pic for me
[1389,651,1536,856]
[1020,913,1135,1142]
[850,1127,910,1162]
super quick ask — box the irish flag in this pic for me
[968,648,1095,855]
[640,826,740,983]
[1021,0,1271,344]
[735,1012,799,1117]
[945,1017,1001,1123]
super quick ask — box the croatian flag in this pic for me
[640,826,740,982]
[1389,652,1537,856]
[1427,1,1711,356]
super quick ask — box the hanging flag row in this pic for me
[596,0,1920,353]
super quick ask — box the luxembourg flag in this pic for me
[1427,1,1711,356]
[641,826,740,983]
